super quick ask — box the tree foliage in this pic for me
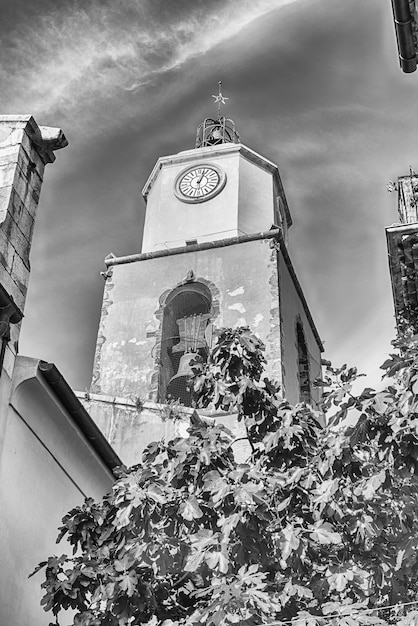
[32,327,418,626]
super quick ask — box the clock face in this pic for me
[174,164,226,203]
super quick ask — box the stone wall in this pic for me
[0,116,67,387]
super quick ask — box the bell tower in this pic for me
[141,87,291,254]
[84,86,323,465]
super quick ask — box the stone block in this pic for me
[0,162,18,188]
[0,185,12,223]
[0,144,21,168]
[19,141,45,180]
[23,155,43,192]
[9,164,37,212]
[0,157,42,221]
[0,143,44,181]
[0,125,25,150]
[11,198,34,247]
[1,213,31,269]
[0,267,25,312]
[11,252,30,293]
[16,179,41,223]
[20,128,36,158]
[0,227,16,272]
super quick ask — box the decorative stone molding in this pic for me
[27,124,68,164]
[0,115,68,165]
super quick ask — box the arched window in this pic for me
[296,321,311,404]
[158,282,213,406]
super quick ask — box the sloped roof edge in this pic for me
[11,356,121,474]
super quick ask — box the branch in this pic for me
[227,436,252,450]
[244,422,256,454]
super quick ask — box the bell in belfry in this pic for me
[208,125,224,144]
[166,352,203,406]
[166,313,210,406]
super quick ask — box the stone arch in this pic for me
[149,273,220,405]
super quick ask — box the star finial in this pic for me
[212,81,228,117]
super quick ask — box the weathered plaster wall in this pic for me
[80,392,250,468]
[82,394,192,466]
[141,149,241,252]
[278,249,322,405]
[237,155,275,235]
[0,360,113,626]
[0,369,13,471]
[91,238,282,400]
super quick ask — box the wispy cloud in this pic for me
[0,0,300,130]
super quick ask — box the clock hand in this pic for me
[196,171,205,185]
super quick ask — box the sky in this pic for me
[0,0,416,392]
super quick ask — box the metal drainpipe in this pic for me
[391,0,417,73]
[0,329,10,379]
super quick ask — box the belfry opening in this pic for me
[158,282,213,406]
[296,321,311,404]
